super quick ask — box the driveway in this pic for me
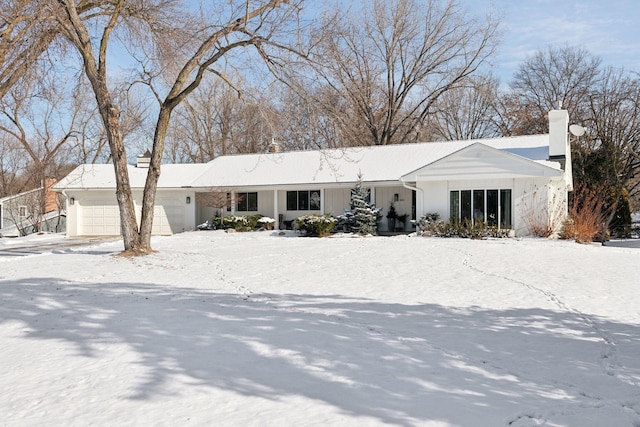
[602,239,640,248]
[0,236,119,257]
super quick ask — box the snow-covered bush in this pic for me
[337,209,355,232]
[211,214,264,231]
[415,212,441,234]
[417,213,510,239]
[257,216,276,230]
[295,214,337,237]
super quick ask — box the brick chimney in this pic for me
[44,178,58,213]
[137,150,151,168]
[267,139,280,153]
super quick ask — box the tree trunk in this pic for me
[138,107,171,249]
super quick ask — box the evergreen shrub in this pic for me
[295,214,337,237]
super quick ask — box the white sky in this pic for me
[464,0,640,82]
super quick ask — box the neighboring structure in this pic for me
[54,110,573,237]
[0,179,65,237]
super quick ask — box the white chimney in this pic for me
[137,150,151,168]
[548,109,573,190]
[548,109,569,169]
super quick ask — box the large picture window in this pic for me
[450,189,512,228]
[236,192,258,212]
[286,190,321,211]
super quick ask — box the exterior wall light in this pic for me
[70,197,75,205]
[186,196,191,204]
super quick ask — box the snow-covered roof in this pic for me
[191,134,553,188]
[0,187,41,203]
[53,164,209,190]
[54,134,556,191]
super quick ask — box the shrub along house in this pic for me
[54,110,573,237]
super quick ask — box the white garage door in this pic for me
[79,199,184,236]
[80,200,121,236]
[152,202,184,235]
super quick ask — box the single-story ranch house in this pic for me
[53,110,573,237]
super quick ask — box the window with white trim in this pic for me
[450,189,511,228]
[18,205,27,218]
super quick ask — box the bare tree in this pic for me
[428,74,501,141]
[0,67,79,224]
[299,0,499,146]
[579,68,640,229]
[46,0,303,254]
[505,45,640,225]
[507,45,601,135]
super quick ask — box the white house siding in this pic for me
[512,177,567,237]
[196,190,275,225]
[256,190,275,218]
[324,188,351,216]
[374,186,414,232]
[416,176,566,237]
[276,188,325,222]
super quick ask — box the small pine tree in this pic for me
[351,173,378,235]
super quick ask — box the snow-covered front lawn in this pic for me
[1,231,639,426]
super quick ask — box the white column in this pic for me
[273,190,279,230]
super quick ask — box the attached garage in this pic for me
[56,163,204,237]
[149,196,185,235]
[80,200,120,235]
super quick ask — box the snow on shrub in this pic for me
[295,214,337,237]
[258,217,276,230]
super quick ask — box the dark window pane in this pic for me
[461,190,471,222]
[473,190,485,223]
[487,190,498,226]
[247,192,258,211]
[309,190,321,210]
[237,192,248,211]
[449,191,459,223]
[298,191,309,210]
[500,189,512,228]
[287,191,297,210]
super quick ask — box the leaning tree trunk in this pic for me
[103,100,142,252]
[138,106,172,250]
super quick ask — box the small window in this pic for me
[473,190,485,223]
[236,192,258,212]
[487,190,498,226]
[461,190,471,222]
[500,189,512,229]
[18,206,27,217]
[286,190,321,211]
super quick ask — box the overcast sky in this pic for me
[465,0,640,83]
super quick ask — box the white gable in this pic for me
[401,143,563,182]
